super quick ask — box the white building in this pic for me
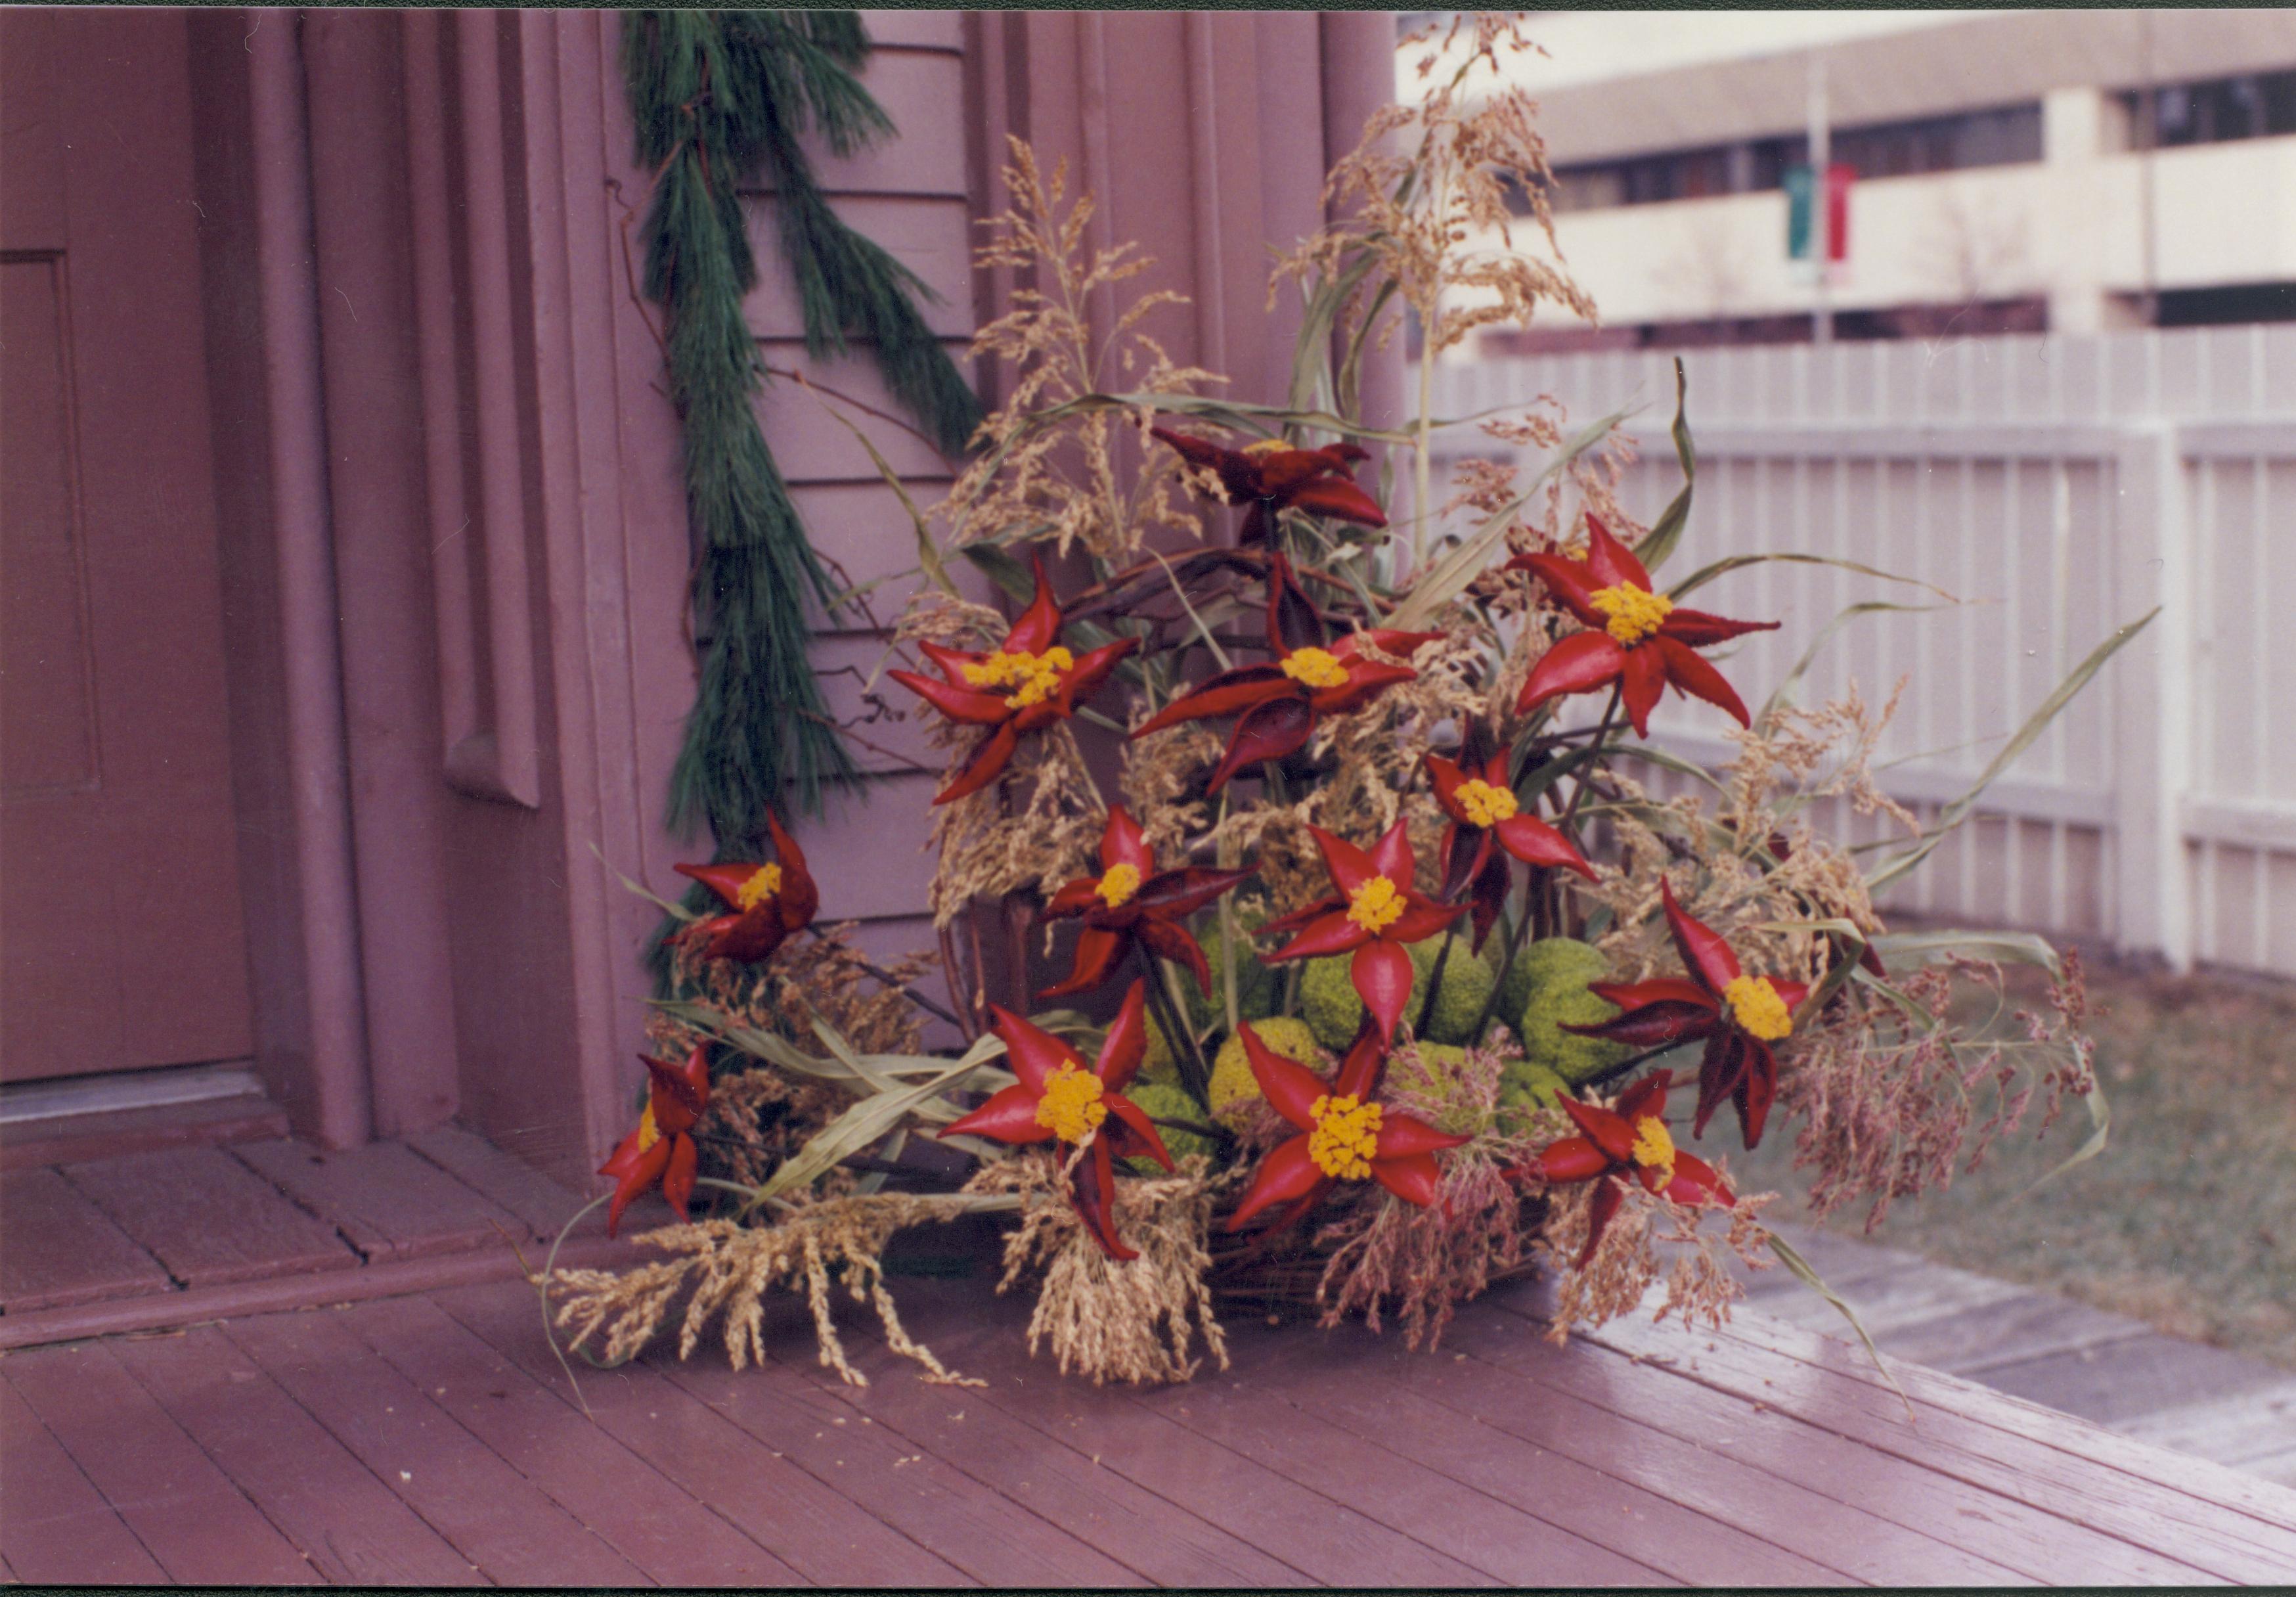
[1461,9,2296,351]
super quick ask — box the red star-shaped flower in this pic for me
[673,811,821,964]
[1225,1019,1468,1230]
[1256,819,1465,1043]
[1519,1068,1734,1267]
[1510,515,1778,736]
[1039,805,1256,1000]
[889,550,1137,805]
[940,980,1174,1260]
[1132,552,1442,793]
[1564,878,1810,1150]
[1425,727,1597,951]
[1152,426,1386,545]
[598,1045,711,1238]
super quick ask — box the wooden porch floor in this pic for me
[7,1257,2296,1584]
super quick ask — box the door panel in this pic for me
[1,11,255,1081]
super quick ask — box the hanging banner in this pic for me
[1786,162,1853,282]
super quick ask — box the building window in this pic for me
[1546,102,2041,214]
[2127,68,2296,147]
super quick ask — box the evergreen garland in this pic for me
[621,10,980,864]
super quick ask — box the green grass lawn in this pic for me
[1723,958,2296,1370]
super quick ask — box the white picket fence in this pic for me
[1427,325,2296,977]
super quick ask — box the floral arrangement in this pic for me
[548,18,2134,1391]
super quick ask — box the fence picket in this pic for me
[1429,326,2296,975]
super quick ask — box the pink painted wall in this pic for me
[175,9,1398,1185]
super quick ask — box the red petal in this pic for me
[1263,552,1327,656]
[1513,552,1606,628]
[1614,1068,1673,1123]
[1096,979,1149,1089]
[1620,642,1666,737]
[1692,1030,1746,1140]
[1043,876,1105,918]
[1665,1150,1734,1207]
[1661,608,1780,648]
[1371,1150,1446,1206]
[1534,1136,1612,1184]
[1384,900,1467,945]
[1310,660,1417,716]
[1227,1136,1326,1229]
[1653,636,1752,729]
[1137,918,1212,994]
[1661,878,1742,992]
[661,1135,699,1223]
[1057,637,1137,715]
[1577,1177,1626,1269]
[986,1005,1078,1094]
[1283,475,1387,528]
[766,813,819,932]
[1105,1093,1174,1171]
[1438,819,1495,904]
[1238,1022,1332,1131]
[1206,694,1315,793]
[1263,911,1366,963]
[1518,629,1627,716]
[1256,894,1343,939]
[1493,813,1597,880]
[1561,1096,1637,1164]
[890,668,1011,726]
[1132,667,1292,736]
[1368,817,1415,886]
[644,1050,707,1131]
[1770,979,1811,1016]
[674,862,757,910]
[1333,1016,1388,1100]
[1466,849,1511,952]
[598,1125,650,1181]
[1424,754,1470,822]
[1100,805,1154,876]
[1037,926,1126,1001]
[1341,627,1446,661]
[1735,1041,1779,1149]
[1006,549,1064,656]
[1069,1138,1138,1261]
[1135,865,1255,921]
[1351,939,1415,1043]
[1583,514,1654,593]
[1570,985,1718,1050]
[1307,824,1379,898]
[942,1083,1057,1144]
[933,722,1021,805]
[693,909,787,964]
[916,639,984,684]
[604,1140,672,1238]
[1375,1112,1469,1159]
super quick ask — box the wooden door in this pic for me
[1,11,254,1082]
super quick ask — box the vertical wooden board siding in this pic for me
[0,1378,167,1585]
[741,194,973,341]
[431,1279,977,1586]
[0,1166,173,1310]
[5,1343,319,1585]
[104,1326,479,1586]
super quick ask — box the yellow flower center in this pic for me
[1279,646,1350,690]
[1629,1114,1675,1185]
[635,1103,662,1154]
[1034,1062,1108,1143]
[963,646,1075,709]
[735,863,782,912]
[1097,863,1142,909]
[1345,875,1406,935]
[1241,438,1290,459]
[1454,778,1518,828]
[1723,974,1794,1041]
[1308,1093,1384,1181]
[1589,583,1674,646]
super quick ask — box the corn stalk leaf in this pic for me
[1387,407,1628,630]
[1666,551,1956,604]
[804,383,958,599]
[755,1033,1006,1202]
[2017,1072,2110,1199]
[1866,929,2066,979]
[1632,357,1696,577]
[1766,1232,1917,1422]
[1866,610,2157,893]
